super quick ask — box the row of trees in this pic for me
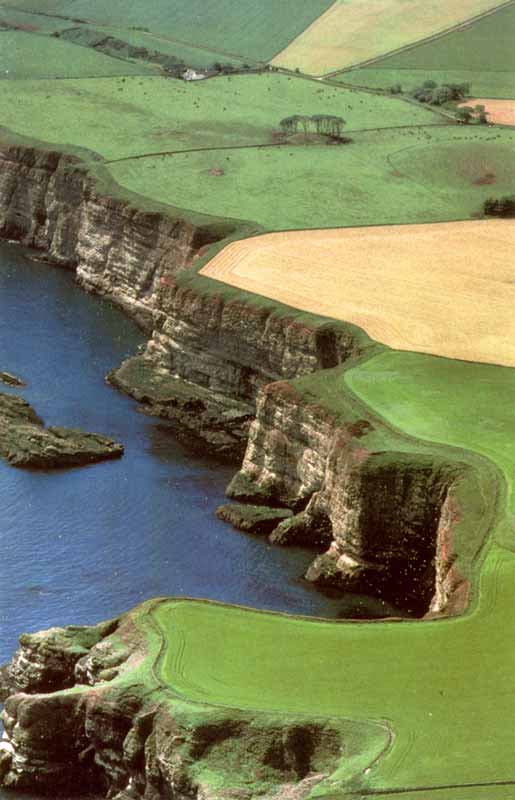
[279,114,346,137]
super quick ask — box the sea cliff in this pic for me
[0,132,493,616]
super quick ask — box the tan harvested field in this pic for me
[466,98,515,124]
[270,0,507,75]
[201,220,515,368]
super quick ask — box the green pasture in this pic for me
[337,68,515,99]
[3,0,334,61]
[339,1,515,99]
[0,72,441,160]
[154,545,515,793]
[0,29,156,78]
[109,125,515,230]
[58,25,246,70]
[148,347,515,794]
[347,352,515,549]
[0,4,72,32]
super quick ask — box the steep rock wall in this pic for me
[229,381,492,617]
[0,141,223,329]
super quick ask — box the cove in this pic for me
[0,243,401,799]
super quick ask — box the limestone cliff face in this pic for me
[0,139,371,458]
[111,285,371,458]
[0,142,223,329]
[229,381,490,617]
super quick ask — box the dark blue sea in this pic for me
[0,242,394,799]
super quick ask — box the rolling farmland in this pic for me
[270,0,507,75]
[109,126,515,230]
[339,1,515,98]
[1,0,335,61]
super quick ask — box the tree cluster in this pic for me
[279,114,346,137]
[411,80,470,106]
[483,195,515,217]
[454,104,489,124]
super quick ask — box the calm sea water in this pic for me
[0,243,396,799]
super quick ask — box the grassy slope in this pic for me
[109,125,515,230]
[0,73,441,160]
[0,29,156,78]
[338,2,515,98]
[338,67,515,99]
[0,5,72,31]
[2,0,334,61]
[150,349,515,793]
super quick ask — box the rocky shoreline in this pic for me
[0,132,498,798]
[0,604,392,799]
[0,391,123,468]
[0,132,493,615]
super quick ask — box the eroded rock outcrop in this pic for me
[229,379,494,617]
[0,607,391,799]
[0,392,123,467]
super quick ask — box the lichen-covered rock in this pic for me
[269,507,332,548]
[109,355,253,461]
[216,503,293,535]
[0,392,124,468]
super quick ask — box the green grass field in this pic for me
[2,0,335,61]
[0,4,72,32]
[146,347,515,794]
[337,67,515,99]
[58,25,247,70]
[0,72,441,158]
[108,125,515,230]
[0,29,157,78]
[337,2,515,98]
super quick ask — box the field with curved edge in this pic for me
[270,0,507,76]
[201,219,515,368]
[338,0,515,98]
[145,343,515,794]
[3,8,515,798]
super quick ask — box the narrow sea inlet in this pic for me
[0,242,399,799]
[1,244,387,643]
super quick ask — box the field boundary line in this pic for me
[103,125,455,165]
[324,0,515,78]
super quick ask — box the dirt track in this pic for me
[201,219,515,368]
